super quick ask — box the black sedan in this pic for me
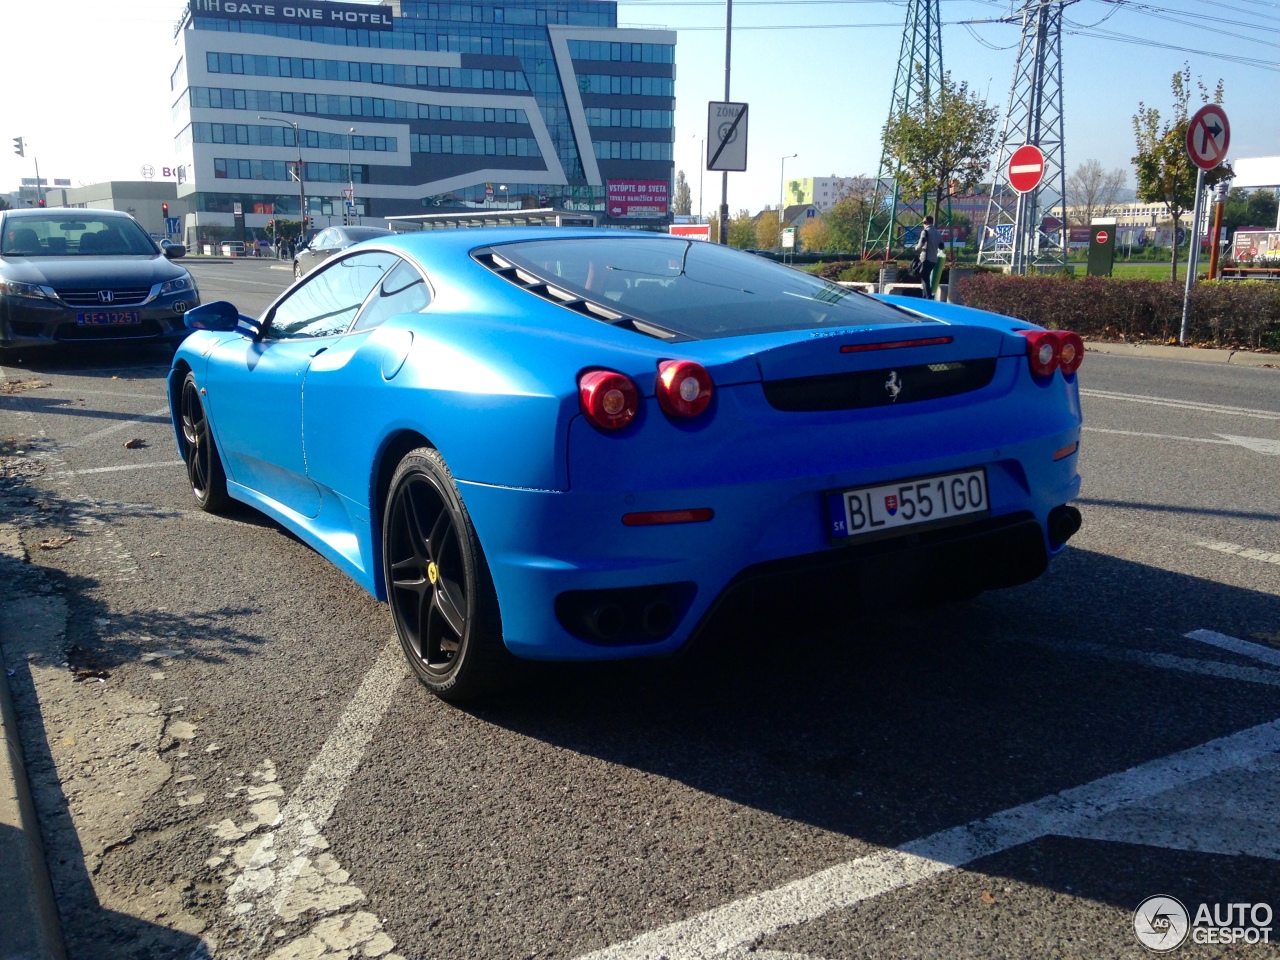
[0,208,199,356]
[293,225,393,279]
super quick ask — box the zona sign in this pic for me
[1008,144,1045,194]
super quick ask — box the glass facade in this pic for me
[176,0,675,227]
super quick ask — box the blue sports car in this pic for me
[169,228,1083,700]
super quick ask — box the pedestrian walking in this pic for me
[915,216,942,299]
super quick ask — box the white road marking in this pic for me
[53,460,183,477]
[575,719,1280,960]
[1020,637,1280,689]
[1197,539,1280,566]
[1186,629,1280,669]
[1083,426,1235,445]
[1216,433,1280,456]
[220,638,407,946]
[1080,388,1280,421]
[64,404,172,448]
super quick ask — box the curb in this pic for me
[0,644,67,960]
[1084,341,1279,368]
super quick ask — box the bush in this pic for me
[957,274,1280,349]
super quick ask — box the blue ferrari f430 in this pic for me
[170,228,1083,700]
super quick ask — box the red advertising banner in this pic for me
[607,179,669,219]
[669,224,711,241]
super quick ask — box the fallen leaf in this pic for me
[38,535,74,550]
[123,438,147,449]
[980,890,998,906]
[0,378,51,395]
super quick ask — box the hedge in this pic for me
[955,274,1280,350]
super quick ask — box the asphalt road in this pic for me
[1,260,1278,960]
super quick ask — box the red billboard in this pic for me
[607,180,669,219]
[669,224,711,241]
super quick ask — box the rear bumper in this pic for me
[457,436,1080,660]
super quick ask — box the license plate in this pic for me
[76,311,141,325]
[827,468,989,542]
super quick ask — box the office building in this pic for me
[170,0,675,245]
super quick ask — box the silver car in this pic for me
[293,225,393,279]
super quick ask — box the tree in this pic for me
[756,208,784,250]
[1066,160,1127,226]
[672,171,692,217]
[0,196,10,211]
[706,213,720,244]
[727,209,755,248]
[799,215,836,252]
[1132,64,1223,282]
[881,68,999,229]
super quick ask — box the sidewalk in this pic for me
[1085,340,1279,368]
[0,529,65,960]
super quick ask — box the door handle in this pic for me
[309,346,328,358]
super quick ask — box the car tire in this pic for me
[293,261,302,279]
[179,372,229,513]
[382,447,512,702]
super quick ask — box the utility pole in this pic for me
[977,0,1070,274]
[863,0,943,259]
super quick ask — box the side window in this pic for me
[313,229,335,249]
[265,251,398,340]
[351,259,431,332]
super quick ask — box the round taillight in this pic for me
[1018,329,1060,378]
[655,360,713,418]
[1055,331,1084,375]
[578,369,639,431]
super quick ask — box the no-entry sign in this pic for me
[1095,230,1109,244]
[1186,104,1230,170]
[1008,144,1045,194]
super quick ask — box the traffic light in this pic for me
[12,137,23,156]
[162,202,169,218]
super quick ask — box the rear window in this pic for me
[485,237,922,340]
[345,227,392,241]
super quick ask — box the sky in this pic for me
[1,0,1276,214]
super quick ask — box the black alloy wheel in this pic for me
[179,372,228,512]
[382,447,509,700]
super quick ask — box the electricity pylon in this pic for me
[978,0,1070,272]
[863,0,943,259]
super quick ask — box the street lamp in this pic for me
[779,153,797,253]
[259,114,305,241]
[499,184,509,208]
[347,126,356,225]
[690,133,705,222]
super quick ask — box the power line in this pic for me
[1064,23,1280,68]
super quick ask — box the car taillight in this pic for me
[578,369,639,431]
[655,360,713,418]
[1056,331,1084,375]
[1017,329,1061,378]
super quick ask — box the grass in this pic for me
[1109,261,1199,281]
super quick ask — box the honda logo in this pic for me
[97,290,115,304]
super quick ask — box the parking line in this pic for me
[53,460,183,477]
[1186,629,1280,669]
[64,405,172,447]
[575,718,1280,960]
[1018,637,1280,689]
[1080,389,1280,421]
[1083,427,1235,445]
[1196,539,1280,566]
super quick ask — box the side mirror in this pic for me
[184,301,240,332]
[163,243,187,260]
